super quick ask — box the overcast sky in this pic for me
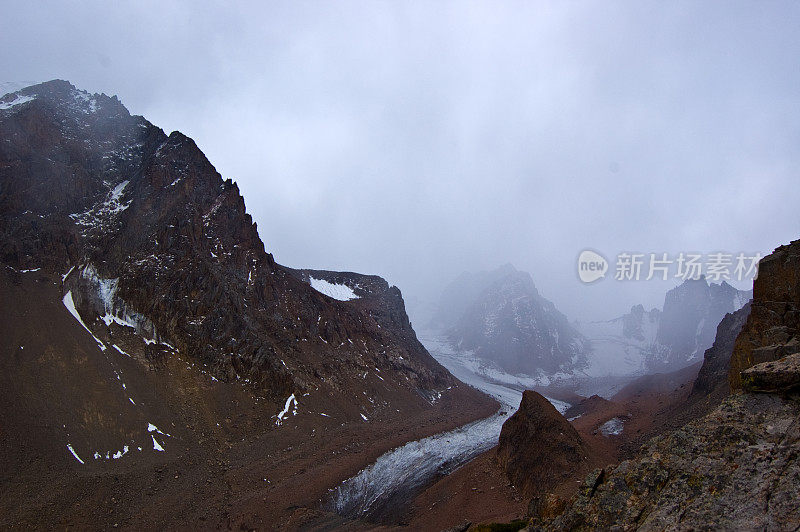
[2,1,799,321]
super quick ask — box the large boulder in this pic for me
[741,350,800,393]
[497,391,589,498]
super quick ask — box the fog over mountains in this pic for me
[432,264,751,384]
[2,2,798,321]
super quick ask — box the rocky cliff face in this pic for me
[497,391,590,499]
[527,238,800,530]
[689,302,751,402]
[439,265,589,376]
[730,239,800,391]
[538,392,800,531]
[0,80,457,408]
[649,277,751,371]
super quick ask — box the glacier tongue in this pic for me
[331,331,569,520]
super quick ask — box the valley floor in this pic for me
[0,269,709,531]
[0,268,497,530]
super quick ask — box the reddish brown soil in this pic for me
[0,269,497,530]
[406,450,527,530]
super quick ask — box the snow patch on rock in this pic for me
[309,277,359,301]
[0,94,35,110]
[275,394,298,425]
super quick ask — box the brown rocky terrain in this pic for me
[537,392,800,530]
[730,239,800,390]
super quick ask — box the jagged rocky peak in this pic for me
[621,304,659,341]
[730,239,800,391]
[649,275,751,371]
[431,262,519,330]
[437,264,588,376]
[1,79,127,118]
[0,80,457,407]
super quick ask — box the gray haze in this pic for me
[2,1,799,322]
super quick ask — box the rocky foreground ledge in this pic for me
[531,392,799,530]
[522,239,800,530]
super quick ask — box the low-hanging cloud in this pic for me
[2,1,798,321]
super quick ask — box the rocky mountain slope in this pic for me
[0,81,496,528]
[436,264,589,376]
[688,301,751,404]
[0,80,468,407]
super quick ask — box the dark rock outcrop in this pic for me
[688,301,751,403]
[741,350,800,393]
[497,391,589,498]
[730,239,800,390]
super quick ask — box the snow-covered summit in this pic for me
[0,80,124,119]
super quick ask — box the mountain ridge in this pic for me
[0,78,489,413]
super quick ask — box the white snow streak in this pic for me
[275,394,298,425]
[66,444,84,464]
[62,291,106,351]
[62,265,75,282]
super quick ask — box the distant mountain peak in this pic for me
[434,265,587,377]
